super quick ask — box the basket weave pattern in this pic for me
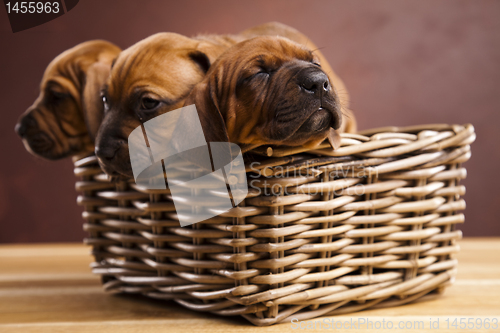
[75,124,474,326]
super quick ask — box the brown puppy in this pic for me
[15,40,121,160]
[240,22,356,134]
[95,32,241,178]
[185,36,356,149]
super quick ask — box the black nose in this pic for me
[15,113,37,137]
[95,140,123,160]
[14,122,25,137]
[298,70,330,95]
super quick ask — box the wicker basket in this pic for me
[75,123,474,326]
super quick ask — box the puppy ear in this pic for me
[82,62,111,142]
[193,41,232,70]
[184,81,229,144]
[189,51,211,73]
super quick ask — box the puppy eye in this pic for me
[102,95,110,111]
[49,90,68,101]
[258,66,272,74]
[252,69,270,79]
[238,69,270,87]
[140,97,160,110]
[312,62,321,67]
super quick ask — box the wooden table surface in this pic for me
[0,238,499,333]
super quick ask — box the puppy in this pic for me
[185,36,356,149]
[15,40,121,160]
[240,22,355,128]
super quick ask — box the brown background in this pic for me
[0,0,499,243]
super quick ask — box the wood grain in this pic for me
[0,239,498,332]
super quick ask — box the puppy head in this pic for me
[15,40,121,160]
[186,36,344,149]
[96,32,223,178]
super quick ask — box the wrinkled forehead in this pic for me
[106,40,203,100]
[241,38,314,66]
[40,57,80,93]
[41,42,117,87]
[111,33,198,72]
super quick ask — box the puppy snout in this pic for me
[15,122,25,137]
[15,113,37,137]
[96,140,124,161]
[329,108,342,130]
[298,70,330,95]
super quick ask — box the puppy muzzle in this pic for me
[95,139,134,179]
[16,113,56,155]
[296,66,342,130]
[15,113,38,138]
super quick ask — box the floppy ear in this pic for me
[184,81,230,144]
[194,41,231,69]
[189,51,211,73]
[82,62,111,142]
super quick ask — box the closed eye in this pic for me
[255,71,270,77]
[45,80,70,103]
[48,89,69,103]
[237,71,267,87]
[250,68,272,81]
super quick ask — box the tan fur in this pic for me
[16,40,121,160]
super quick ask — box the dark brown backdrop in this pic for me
[1,0,499,243]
